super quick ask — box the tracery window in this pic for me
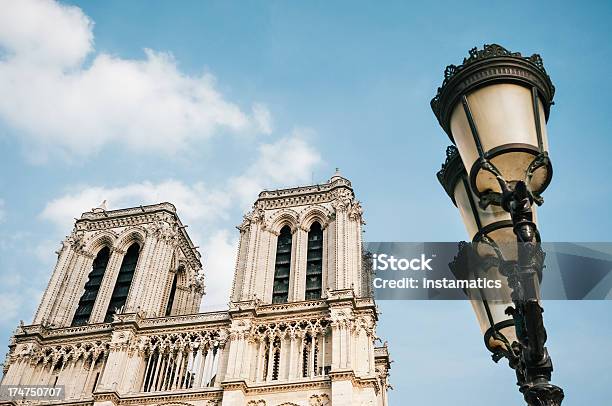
[105,242,139,322]
[272,225,292,303]
[71,246,110,326]
[305,221,323,299]
[141,334,219,392]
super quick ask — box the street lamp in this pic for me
[432,44,564,405]
[437,145,519,356]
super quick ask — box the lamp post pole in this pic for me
[432,44,564,405]
[501,180,564,406]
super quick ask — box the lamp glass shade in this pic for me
[473,216,538,263]
[468,261,517,352]
[470,298,518,351]
[454,178,510,239]
[449,83,549,195]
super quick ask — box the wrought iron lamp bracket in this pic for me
[476,153,548,210]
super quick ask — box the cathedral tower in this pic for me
[34,202,204,328]
[1,175,390,406]
[221,171,390,405]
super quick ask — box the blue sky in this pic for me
[1,0,611,404]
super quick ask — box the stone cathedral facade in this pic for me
[1,173,391,406]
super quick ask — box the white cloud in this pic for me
[199,230,238,312]
[38,134,322,308]
[41,134,321,230]
[0,0,93,68]
[0,1,323,326]
[0,0,270,159]
[230,131,322,207]
[41,180,231,232]
[0,199,5,223]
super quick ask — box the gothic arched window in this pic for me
[302,334,311,377]
[71,246,111,326]
[104,242,140,322]
[305,222,323,299]
[272,225,292,304]
[262,339,270,380]
[165,271,178,316]
[271,337,281,380]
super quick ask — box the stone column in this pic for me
[193,347,206,388]
[320,330,326,375]
[141,353,153,392]
[215,341,229,385]
[288,332,296,379]
[331,321,340,370]
[81,356,97,397]
[278,334,288,381]
[255,339,265,383]
[265,335,274,382]
[240,338,252,379]
[309,332,316,377]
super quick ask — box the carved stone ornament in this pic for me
[309,393,330,406]
[331,188,354,212]
[348,200,365,223]
[191,272,206,294]
[65,229,86,253]
[147,220,179,244]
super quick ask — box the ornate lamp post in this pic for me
[432,44,564,405]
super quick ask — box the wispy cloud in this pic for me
[0,0,271,161]
[41,180,231,233]
[38,134,322,309]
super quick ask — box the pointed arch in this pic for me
[305,221,323,299]
[299,205,332,230]
[71,246,111,326]
[272,225,292,304]
[83,231,117,257]
[104,242,140,322]
[268,209,299,234]
[114,227,146,252]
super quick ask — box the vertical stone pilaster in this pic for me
[331,377,354,405]
[125,237,155,314]
[33,242,74,324]
[153,241,177,314]
[263,229,278,302]
[57,252,93,326]
[216,340,230,385]
[231,226,250,302]
[241,221,260,300]
[327,218,337,291]
[97,329,133,394]
[255,229,271,300]
[291,227,308,301]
